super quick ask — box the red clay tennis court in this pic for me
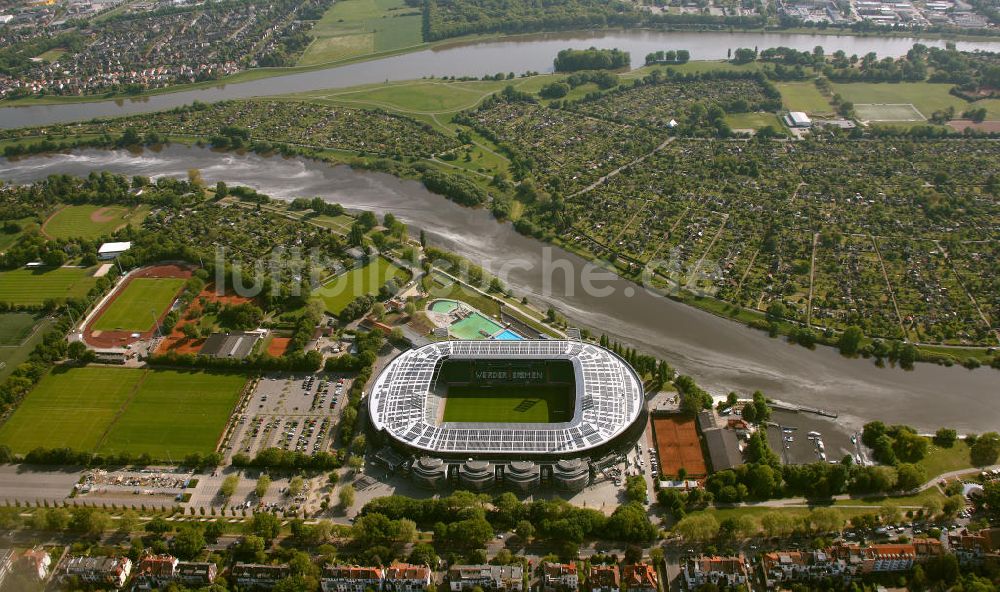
[652,415,707,478]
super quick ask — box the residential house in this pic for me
[19,548,51,582]
[949,528,1000,566]
[761,550,847,588]
[232,562,291,590]
[682,555,749,590]
[321,565,385,592]
[448,564,524,592]
[621,563,658,592]
[176,561,218,586]
[587,564,619,592]
[0,549,12,589]
[63,556,133,589]
[134,554,179,590]
[542,562,579,592]
[384,563,432,592]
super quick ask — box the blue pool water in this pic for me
[493,329,524,340]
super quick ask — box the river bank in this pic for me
[2,146,998,433]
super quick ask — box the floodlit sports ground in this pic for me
[0,367,246,458]
[91,277,186,332]
[369,340,644,456]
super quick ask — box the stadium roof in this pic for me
[368,340,644,456]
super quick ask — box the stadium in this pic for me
[368,340,646,491]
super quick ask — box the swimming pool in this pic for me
[493,329,524,340]
[429,299,459,313]
[450,312,504,340]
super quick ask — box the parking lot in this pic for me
[228,373,351,459]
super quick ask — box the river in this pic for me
[2,29,1000,129]
[3,145,998,433]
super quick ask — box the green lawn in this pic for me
[92,277,186,332]
[317,257,406,313]
[442,384,573,423]
[916,440,973,479]
[0,266,98,306]
[42,204,147,240]
[831,81,1000,120]
[297,0,422,66]
[0,312,40,346]
[327,82,490,112]
[777,82,833,114]
[99,370,247,458]
[0,367,246,458]
[725,112,783,130]
[311,213,355,234]
[0,367,144,453]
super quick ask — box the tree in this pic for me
[760,511,797,537]
[933,428,957,448]
[606,502,657,542]
[118,509,139,533]
[247,512,281,542]
[171,524,206,560]
[288,476,304,498]
[220,474,239,500]
[970,432,1000,466]
[674,513,720,542]
[895,463,926,491]
[338,484,356,509]
[515,519,535,542]
[255,474,272,498]
[838,326,864,355]
[624,475,647,503]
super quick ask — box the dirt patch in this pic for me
[652,414,707,479]
[84,263,193,350]
[266,337,292,357]
[155,283,252,355]
[90,206,120,223]
[947,119,1000,133]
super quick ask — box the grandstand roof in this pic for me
[368,340,644,456]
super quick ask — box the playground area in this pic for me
[426,299,523,340]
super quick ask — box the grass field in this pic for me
[327,82,490,112]
[917,440,973,479]
[0,312,40,346]
[317,256,406,313]
[854,103,926,122]
[42,204,148,240]
[0,367,246,457]
[0,266,97,306]
[92,277,186,332]
[725,112,783,130]
[298,0,422,66]
[98,370,247,458]
[831,81,1000,121]
[0,367,144,453]
[442,384,573,423]
[777,82,833,114]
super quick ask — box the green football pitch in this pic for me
[0,367,246,458]
[0,266,97,306]
[91,277,186,332]
[441,384,574,423]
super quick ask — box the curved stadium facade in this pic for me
[368,340,645,462]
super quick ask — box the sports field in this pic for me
[724,112,783,130]
[327,82,492,112]
[652,415,707,478]
[0,266,97,306]
[854,103,925,122]
[91,277,186,332]
[99,370,247,458]
[0,312,39,346]
[776,82,832,114]
[297,0,422,66]
[442,384,573,423]
[830,81,1000,121]
[41,204,148,240]
[0,367,246,457]
[317,256,406,313]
